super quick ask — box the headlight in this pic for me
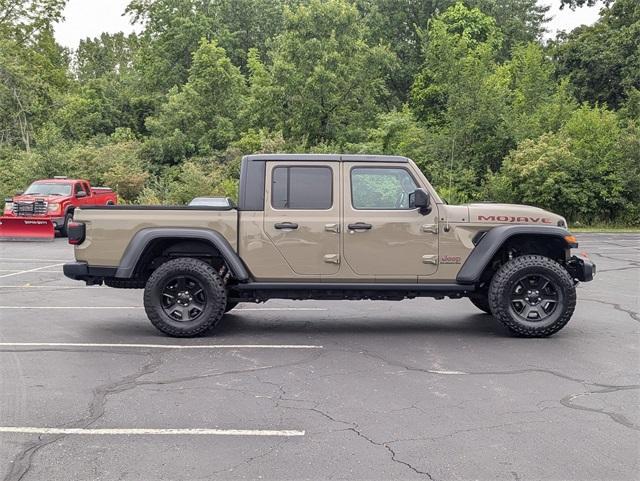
[48,203,60,213]
[3,202,12,213]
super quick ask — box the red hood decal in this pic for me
[477,214,553,224]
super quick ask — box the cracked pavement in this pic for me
[0,233,638,480]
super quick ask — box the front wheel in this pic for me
[60,212,73,237]
[143,257,226,337]
[488,255,576,337]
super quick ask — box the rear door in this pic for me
[263,161,340,275]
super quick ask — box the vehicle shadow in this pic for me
[211,312,510,339]
[83,311,514,341]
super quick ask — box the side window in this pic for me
[351,167,417,210]
[74,183,84,196]
[271,166,333,209]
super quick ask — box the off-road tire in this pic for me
[60,212,73,237]
[469,293,492,314]
[144,257,226,337]
[224,301,239,313]
[489,255,576,337]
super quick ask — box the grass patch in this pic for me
[570,225,640,233]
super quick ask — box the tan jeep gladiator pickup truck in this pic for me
[64,154,595,338]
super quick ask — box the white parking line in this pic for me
[241,307,326,311]
[0,427,305,436]
[0,258,71,262]
[0,263,64,279]
[0,285,102,289]
[0,270,63,273]
[0,342,323,349]
[0,306,327,311]
[0,306,142,309]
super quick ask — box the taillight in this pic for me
[67,221,85,245]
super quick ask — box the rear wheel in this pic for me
[143,257,226,337]
[489,255,576,337]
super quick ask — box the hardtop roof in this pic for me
[242,153,410,163]
[32,178,88,184]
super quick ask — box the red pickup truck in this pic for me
[2,178,117,239]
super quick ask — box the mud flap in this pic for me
[0,216,55,241]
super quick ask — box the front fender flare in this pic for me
[456,225,573,285]
[115,227,249,281]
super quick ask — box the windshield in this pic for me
[24,183,72,196]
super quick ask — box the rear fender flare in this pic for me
[456,225,573,285]
[115,228,249,281]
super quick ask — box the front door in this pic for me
[263,161,340,275]
[342,162,439,280]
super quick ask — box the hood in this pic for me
[12,194,68,203]
[466,202,566,227]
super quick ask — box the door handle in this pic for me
[274,222,298,230]
[348,222,372,231]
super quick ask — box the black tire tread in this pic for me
[144,257,226,337]
[489,255,576,337]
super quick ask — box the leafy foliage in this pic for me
[553,0,640,109]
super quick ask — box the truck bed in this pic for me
[73,205,238,267]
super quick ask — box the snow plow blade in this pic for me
[0,217,55,241]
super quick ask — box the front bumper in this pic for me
[567,254,596,282]
[1,214,64,229]
[63,261,117,285]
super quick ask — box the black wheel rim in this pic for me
[509,274,561,322]
[161,275,207,322]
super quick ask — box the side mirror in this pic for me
[410,188,431,215]
[15,191,23,195]
[76,191,87,198]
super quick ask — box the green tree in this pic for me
[469,0,548,58]
[0,28,68,151]
[553,0,640,109]
[487,105,640,224]
[0,0,66,40]
[560,0,612,7]
[75,32,139,81]
[500,42,577,142]
[411,3,510,179]
[354,0,548,102]
[126,0,285,94]
[254,0,394,146]
[144,39,246,164]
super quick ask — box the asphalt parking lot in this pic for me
[0,234,638,481]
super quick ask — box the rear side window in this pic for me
[271,166,333,209]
